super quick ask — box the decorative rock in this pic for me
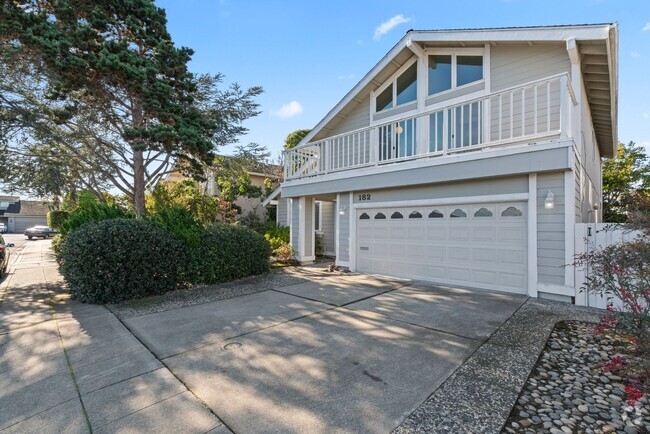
[519,419,531,428]
[500,321,650,434]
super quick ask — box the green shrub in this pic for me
[60,202,133,236]
[264,224,290,251]
[47,210,69,230]
[194,224,271,284]
[51,234,63,262]
[59,219,184,303]
[272,241,294,263]
[148,206,203,247]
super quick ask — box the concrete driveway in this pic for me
[124,274,526,434]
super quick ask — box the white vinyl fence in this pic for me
[574,223,643,309]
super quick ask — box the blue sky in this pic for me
[156,0,650,158]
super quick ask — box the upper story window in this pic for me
[428,51,484,96]
[375,61,417,112]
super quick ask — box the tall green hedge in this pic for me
[193,224,271,284]
[47,210,69,230]
[59,219,183,303]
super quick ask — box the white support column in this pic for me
[348,192,356,272]
[528,174,538,298]
[295,197,316,263]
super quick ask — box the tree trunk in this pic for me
[133,148,146,218]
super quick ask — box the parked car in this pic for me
[24,226,58,240]
[0,223,7,233]
[0,235,12,276]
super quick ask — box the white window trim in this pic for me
[314,200,323,233]
[425,47,486,98]
[371,56,418,115]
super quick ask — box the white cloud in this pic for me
[271,101,303,119]
[373,14,411,40]
[631,51,640,58]
[643,22,650,32]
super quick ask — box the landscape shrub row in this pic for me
[55,204,273,304]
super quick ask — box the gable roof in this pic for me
[298,23,618,158]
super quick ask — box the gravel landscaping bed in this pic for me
[107,269,308,319]
[502,321,650,434]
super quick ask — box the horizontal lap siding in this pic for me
[277,197,289,226]
[537,172,566,285]
[316,96,370,140]
[490,44,571,92]
[351,176,528,203]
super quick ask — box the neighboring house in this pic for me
[0,197,50,232]
[167,160,282,220]
[277,24,618,304]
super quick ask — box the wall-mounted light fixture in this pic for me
[395,125,404,135]
[338,203,347,216]
[544,190,555,209]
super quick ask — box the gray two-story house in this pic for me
[275,24,618,304]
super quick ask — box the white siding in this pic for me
[490,44,571,92]
[537,172,566,285]
[317,96,370,140]
[277,197,289,226]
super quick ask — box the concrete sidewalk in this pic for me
[0,239,225,433]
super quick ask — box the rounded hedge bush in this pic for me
[194,224,271,284]
[59,218,184,303]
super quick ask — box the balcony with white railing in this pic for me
[284,74,577,181]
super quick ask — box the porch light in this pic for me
[395,125,404,135]
[338,204,347,216]
[544,190,555,209]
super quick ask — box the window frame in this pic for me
[425,48,485,98]
[314,200,323,233]
[372,57,419,115]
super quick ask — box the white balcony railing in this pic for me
[284,74,577,180]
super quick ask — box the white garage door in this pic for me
[356,202,528,294]
[13,217,48,233]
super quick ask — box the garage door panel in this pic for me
[472,248,499,263]
[500,249,526,265]
[472,269,499,286]
[373,227,389,238]
[472,228,497,242]
[448,228,470,241]
[500,272,527,289]
[448,247,470,262]
[426,227,446,240]
[356,202,527,294]
[358,227,373,238]
[426,246,446,260]
[498,228,526,242]
[406,226,426,240]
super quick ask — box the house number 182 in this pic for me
[358,194,371,201]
